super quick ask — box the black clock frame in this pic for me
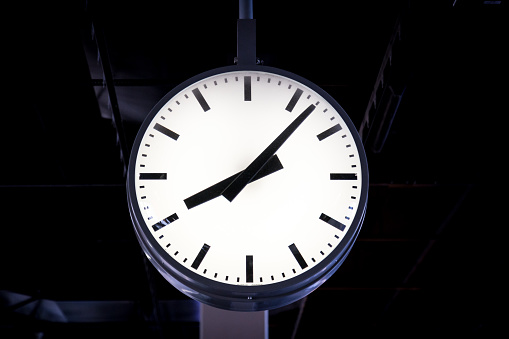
[127,64,369,311]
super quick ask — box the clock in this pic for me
[127,65,368,311]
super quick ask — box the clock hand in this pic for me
[184,154,284,209]
[222,104,316,202]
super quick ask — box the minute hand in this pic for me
[222,104,316,202]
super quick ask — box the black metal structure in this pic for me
[1,0,505,337]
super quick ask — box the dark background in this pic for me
[1,0,505,338]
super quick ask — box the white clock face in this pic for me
[130,69,365,288]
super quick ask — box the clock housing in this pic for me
[127,65,368,311]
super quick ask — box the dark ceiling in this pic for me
[1,0,506,338]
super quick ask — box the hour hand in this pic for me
[184,154,284,209]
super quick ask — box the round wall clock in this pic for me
[127,65,368,311]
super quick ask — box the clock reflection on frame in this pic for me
[127,64,368,311]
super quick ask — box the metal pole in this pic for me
[200,304,268,339]
[239,0,253,19]
[237,0,256,65]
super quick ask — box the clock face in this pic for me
[127,65,368,311]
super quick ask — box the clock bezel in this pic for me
[127,64,368,311]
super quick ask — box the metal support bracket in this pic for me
[236,19,257,66]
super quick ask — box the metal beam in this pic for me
[91,21,130,176]
[1,291,200,323]
[381,184,473,313]
[359,15,406,152]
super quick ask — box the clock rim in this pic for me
[126,64,369,311]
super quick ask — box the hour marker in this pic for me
[192,88,211,112]
[154,123,179,140]
[152,213,179,231]
[330,173,357,180]
[317,124,342,141]
[246,255,254,283]
[139,173,167,180]
[319,213,346,231]
[244,76,251,101]
[191,243,210,269]
[286,88,303,112]
[289,243,308,269]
